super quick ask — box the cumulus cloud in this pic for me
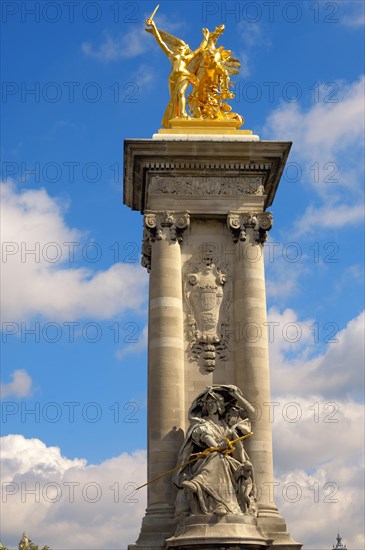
[264,307,365,548]
[2,302,364,549]
[263,76,364,165]
[274,455,364,549]
[0,434,147,549]
[0,370,32,399]
[270,396,364,549]
[268,308,364,400]
[0,182,148,322]
[262,76,365,235]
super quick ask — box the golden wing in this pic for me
[145,27,189,52]
[217,47,241,75]
[187,50,204,75]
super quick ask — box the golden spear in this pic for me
[146,4,159,26]
[135,431,253,491]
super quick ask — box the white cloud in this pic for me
[0,370,32,399]
[270,396,364,549]
[274,457,364,549]
[293,202,364,236]
[1,182,148,323]
[263,76,364,164]
[268,309,364,400]
[2,301,364,549]
[0,435,146,549]
[82,27,148,61]
[81,15,185,63]
[262,306,365,548]
[263,76,365,234]
[2,401,364,550]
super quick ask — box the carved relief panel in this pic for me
[183,244,231,373]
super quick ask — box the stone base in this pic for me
[152,133,260,141]
[257,516,302,550]
[159,117,251,134]
[165,514,272,549]
[128,507,176,550]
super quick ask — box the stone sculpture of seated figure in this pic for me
[173,385,257,518]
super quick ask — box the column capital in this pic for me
[142,210,190,271]
[227,211,273,244]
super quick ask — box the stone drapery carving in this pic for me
[227,211,273,244]
[149,175,265,196]
[173,385,257,519]
[141,210,190,271]
[184,245,231,372]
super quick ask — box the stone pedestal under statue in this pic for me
[123,135,301,550]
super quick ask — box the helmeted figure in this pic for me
[173,385,257,519]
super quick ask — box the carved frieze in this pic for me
[227,211,273,244]
[184,244,231,372]
[149,175,265,196]
[141,210,190,271]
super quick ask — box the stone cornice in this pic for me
[123,139,292,213]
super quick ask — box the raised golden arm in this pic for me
[146,4,159,26]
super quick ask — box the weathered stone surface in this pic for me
[124,140,292,213]
[124,138,301,550]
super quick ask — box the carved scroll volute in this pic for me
[227,213,247,243]
[141,210,190,271]
[227,212,273,244]
[256,212,273,243]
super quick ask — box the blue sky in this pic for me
[1,1,364,548]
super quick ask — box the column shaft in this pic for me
[147,234,185,512]
[234,236,279,520]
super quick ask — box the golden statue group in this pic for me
[146,5,243,128]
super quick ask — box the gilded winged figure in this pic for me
[145,7,243,127]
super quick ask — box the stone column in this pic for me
[124,139,300,550]
[134,211,189,548]
[228,212,298,544]
[228,211,275,514]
